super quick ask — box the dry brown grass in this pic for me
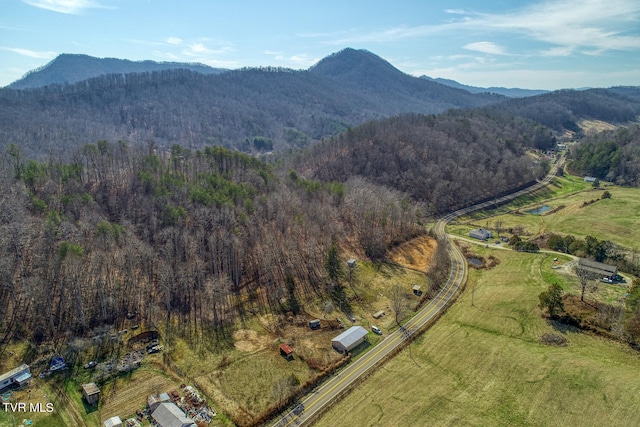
[99,368,180,422]
[387,235,436,271]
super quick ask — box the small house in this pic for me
[279,343,294,359]
[309,319,321,330]
[332,326,369,353]
[82,382,100,406]
[584,176,597,183]
[103,416,123,427]
[347,259,357,269]
[469,228,492,241]
[151,402,196,427]
[0,364,31,391]
[412,285,423,296]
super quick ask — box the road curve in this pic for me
[271,158,564,427]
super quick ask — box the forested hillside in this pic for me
[569,124,640,185]
[0,142,424,345]
[293,112,553,214]
[7,53,227,90]
[483,88,640,132]
[0,49,501,160]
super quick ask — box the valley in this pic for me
[0,47,639,427]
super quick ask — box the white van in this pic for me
[371,326,382,335]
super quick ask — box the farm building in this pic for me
[584,176,597,183]
[103,416,122,427]
[577,258,618,280]
[82,382,100,406]
[412,285,423,296]
[469,228,492,241]
[279,343,294,359]
[151,402,196,427]
[0,364,31,391]
[332,326,369,353]
[372,310,385,319]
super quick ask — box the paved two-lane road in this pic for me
[271,157,564,427]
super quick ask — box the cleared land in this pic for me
[315,248,640,427]
[315,177,640,427]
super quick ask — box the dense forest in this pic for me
[0,141,425,348]
[569,124,640,185]
[293,111,553,214]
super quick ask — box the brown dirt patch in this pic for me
[233,329,271,352]
[387,236,436,271]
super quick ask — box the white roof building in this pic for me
[151,402,196,427]
[103,416,123,427]
[331,326,369,353]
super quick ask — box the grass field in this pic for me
[315,247,640,427]
[455,175,640,253]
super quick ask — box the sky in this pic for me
[1,0,640,89]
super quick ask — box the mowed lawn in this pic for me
[315,248,640,427]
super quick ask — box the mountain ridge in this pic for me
[7,53,227,89]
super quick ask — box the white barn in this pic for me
[332,326,369,353]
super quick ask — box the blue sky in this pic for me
[1,0,640,89]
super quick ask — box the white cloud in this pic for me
[1,47,57,59]
[316,0,640,56]
[21,0,110,14]
[460,0,640,54]
[166,37,183,46]
[464,42,506,55]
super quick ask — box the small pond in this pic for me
[467,257,483,267]
[526,205,551,215]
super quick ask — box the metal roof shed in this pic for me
[151,402,196,427]
[332,326,368,353]
[103,416,123,427]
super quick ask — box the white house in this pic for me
[469,228,492,241]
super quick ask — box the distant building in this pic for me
[584,176,597,183]
[0,364,31,391]
[332,326,369,353]
[577,258,618,280]
[151,402,196,427]
[82,383,100,406]
[412,285,423,296]
[103,416,123,427]
[469,228,492,241]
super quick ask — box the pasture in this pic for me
[315,247,640,427]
